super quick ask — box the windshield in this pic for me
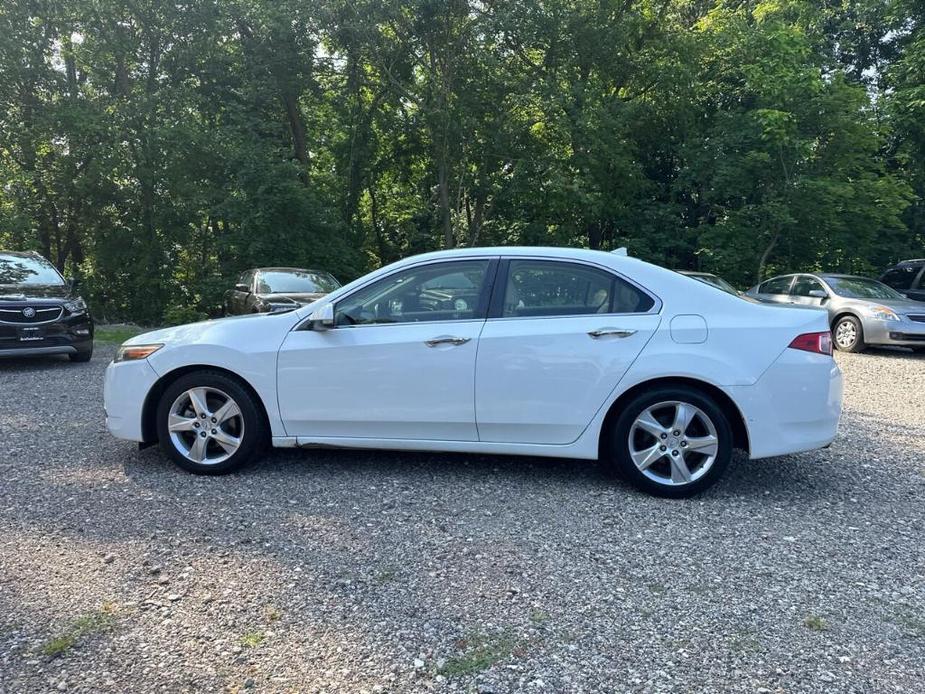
[256,270,340,295]
[826,276,904,300]
[0,254,64,286]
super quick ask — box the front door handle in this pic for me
[587,328,637,339]
[425,336,471,347]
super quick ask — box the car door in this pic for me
[753,275,796,304]
[789,275,829,307]
[474,258,661,445]
[277,258,498,441]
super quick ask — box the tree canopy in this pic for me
[0,0,922,324]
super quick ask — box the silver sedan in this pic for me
[746,273,925,353]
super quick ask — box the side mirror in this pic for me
[308,303,335,331]
[235,283,250,293]
[808,289,828,300]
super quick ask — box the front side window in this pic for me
[791,276,825,297]
[501,260,654,318]
[335,260,491,326]
[881,266,920,291]
[759,276,793,295]
[0,254,64,286]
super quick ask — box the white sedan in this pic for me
[104,247,843,497]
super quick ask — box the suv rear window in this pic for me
[0,254,64,286]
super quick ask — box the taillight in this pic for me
[788,331,833,356]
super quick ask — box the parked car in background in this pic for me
[104,247,842,498]
[224,267,341,316]
[747,273,925,353]
[0,251,93,362]
[880,259,925,302]
[679,271,740,295]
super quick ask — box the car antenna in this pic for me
[611,247,628,256]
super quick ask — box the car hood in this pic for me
[0,284,71,302]
[258,292,327,304]
[124,311,302,347]
[842,297,925,313]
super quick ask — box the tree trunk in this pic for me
[756,230,780,283]
[438,157,453,248]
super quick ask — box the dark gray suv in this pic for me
[880,259,925,302]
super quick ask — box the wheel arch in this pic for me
[140,365,272,445]
[831,310,863,329]
[597,376,750,459]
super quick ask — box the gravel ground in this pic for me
[1,345,924,693]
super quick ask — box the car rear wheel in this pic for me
[609,386,733,498]
[156,371,264,474]
[833,315,865,352]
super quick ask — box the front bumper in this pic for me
[864,317,925,346]
[0,312,93,358]
[724,349,843,459]
[103,358,160,442]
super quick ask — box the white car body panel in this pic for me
[475,312,661,444]
[104,246,843,467]
[277,319,484,440]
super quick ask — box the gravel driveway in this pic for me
[1,346,924,693]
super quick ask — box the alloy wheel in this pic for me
[627,400,719,487]
[835,320,857,349]
[167,387,244,465]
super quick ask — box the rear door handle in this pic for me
[587,328,637,339]
[425,336,471,347]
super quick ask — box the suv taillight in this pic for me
[788,331,833,356]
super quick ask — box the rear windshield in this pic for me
[0,254,64,286]
[256,270,340,294]
[826,277,903,300]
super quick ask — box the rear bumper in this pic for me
[103,358,160,442]
[724,350,843,459]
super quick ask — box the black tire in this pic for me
[608,385,733,499]
[155,370,265,475]
[69,345,93,363]
[833,315,865,353]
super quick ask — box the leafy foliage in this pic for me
[0,0,921,322]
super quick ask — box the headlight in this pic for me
[64,297,87,314]
[114,343,163,362]
[867,305,899,321]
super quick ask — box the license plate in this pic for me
[18,327,44,342]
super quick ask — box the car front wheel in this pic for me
[609,386,733,498]
[833,315,865,352]
[155,371,264,474]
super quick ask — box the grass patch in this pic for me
[529,609,550,624]
[41,605,117,657]
[95,323,148,344]
[804,615,828,631]
[438,630,520,678]
[240,631,265,648]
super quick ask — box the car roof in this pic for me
[678,270,716,278]
[815,273,875,281]
[254,267,328,273]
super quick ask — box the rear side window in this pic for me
[881,265,921,291]
[501,260,654,318]
[758,276,793,294]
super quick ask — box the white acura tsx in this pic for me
[104,247,842,497]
